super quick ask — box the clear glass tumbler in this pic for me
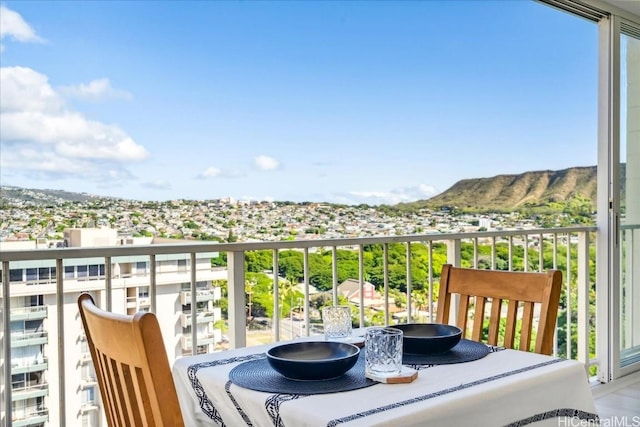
[322,305,352,341]
[365,326,403,376]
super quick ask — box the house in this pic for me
[337,279,377,302]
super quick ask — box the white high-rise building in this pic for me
[2,228,225,427]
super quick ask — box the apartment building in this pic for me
[1,228,225,427]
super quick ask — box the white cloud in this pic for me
[59,78,133,101]
[142,180,172,190]
[0,145,137,182]
[254,155,280,171]
[197,166,245,179]
[201,166,222,178]
[342,183,439,205]
[0,5,46,51]
[0,66,149,184]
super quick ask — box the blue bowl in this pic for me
[266,341,360,381]
[394,323,462,354]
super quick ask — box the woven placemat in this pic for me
[402,339,490,365]
[229,352,376,395]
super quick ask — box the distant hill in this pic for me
[399,165,616,212]
[0,165,620,211]
[0,185,115,206]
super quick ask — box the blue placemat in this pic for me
[229,351,376,395]
[402,339,490,365]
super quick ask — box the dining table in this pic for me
[172,331,599,427]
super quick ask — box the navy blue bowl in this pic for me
[394,323,462,354]
[266,341,360,381]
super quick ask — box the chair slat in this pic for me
[503,300,518,349]
[457,294,470,337]
[520,302,534,352]
[97,352,117,426]
[110,358,129,426]
[120,363,141,426]
[487,298,502,346]
[471,296,486,342]
[136,366,154,425]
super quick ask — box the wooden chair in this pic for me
[77,293,184,427]
[435,264,562,355]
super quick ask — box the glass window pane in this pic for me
[620,31,640,368]
[38,267,50,280]
[88,265,100,277]
[77,265,88,277]
[10,269,23,282]
[26,268,37,281]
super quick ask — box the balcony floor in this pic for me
[593,372,640,419]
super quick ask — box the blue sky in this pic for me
[0,1,598,205]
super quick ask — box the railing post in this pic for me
[358,246,365,328]
[446,239,461,325]
[383,243,390,326]
[105,256,112,311]
[2,261,12,427]
[446,239,461,267]
[190,253,197,355]
[577,231,591,368]
[428,242,434,323]
[491,236,497,270]
[508,236,514,271]
[332,247,338,304]
[406,243,412,322]
[303,248,310,336]
[227,251,246,349]
[56,258,66,427]
[566,233,572,360]
[150,254,157,313]
[273,250,280,342]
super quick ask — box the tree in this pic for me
[278,251,304,283]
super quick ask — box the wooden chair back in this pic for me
[435,264,562,355]
[77,293,184,427]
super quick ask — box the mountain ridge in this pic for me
[1,165,607,211]
[400,165,603,212]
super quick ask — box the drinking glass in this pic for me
[322,305,352,341]
[365,327,403,376]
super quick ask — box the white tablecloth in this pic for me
[172,340,598,427]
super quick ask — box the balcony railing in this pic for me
[181,332,219,350]
[180,288,220,305]
[11,357,48,375]
[79,400,99,414]
[10,331,48,348]
[180,308,222,328]
[11,383,49,401]
[11,407,48,427]
[10,306,47,321]
[0,226,597,426]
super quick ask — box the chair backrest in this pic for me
[435,264,562,355]
[77,293,184,427]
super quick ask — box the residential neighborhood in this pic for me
[0,192,543,244]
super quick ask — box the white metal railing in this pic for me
[0,226,597,426]
[10,331,48,344]
[10,306,48,319]
[11,406,48,427]
[10,357,48,374]
[80,400,99,413]
[10,382,49,397]
[181,309,221,327]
